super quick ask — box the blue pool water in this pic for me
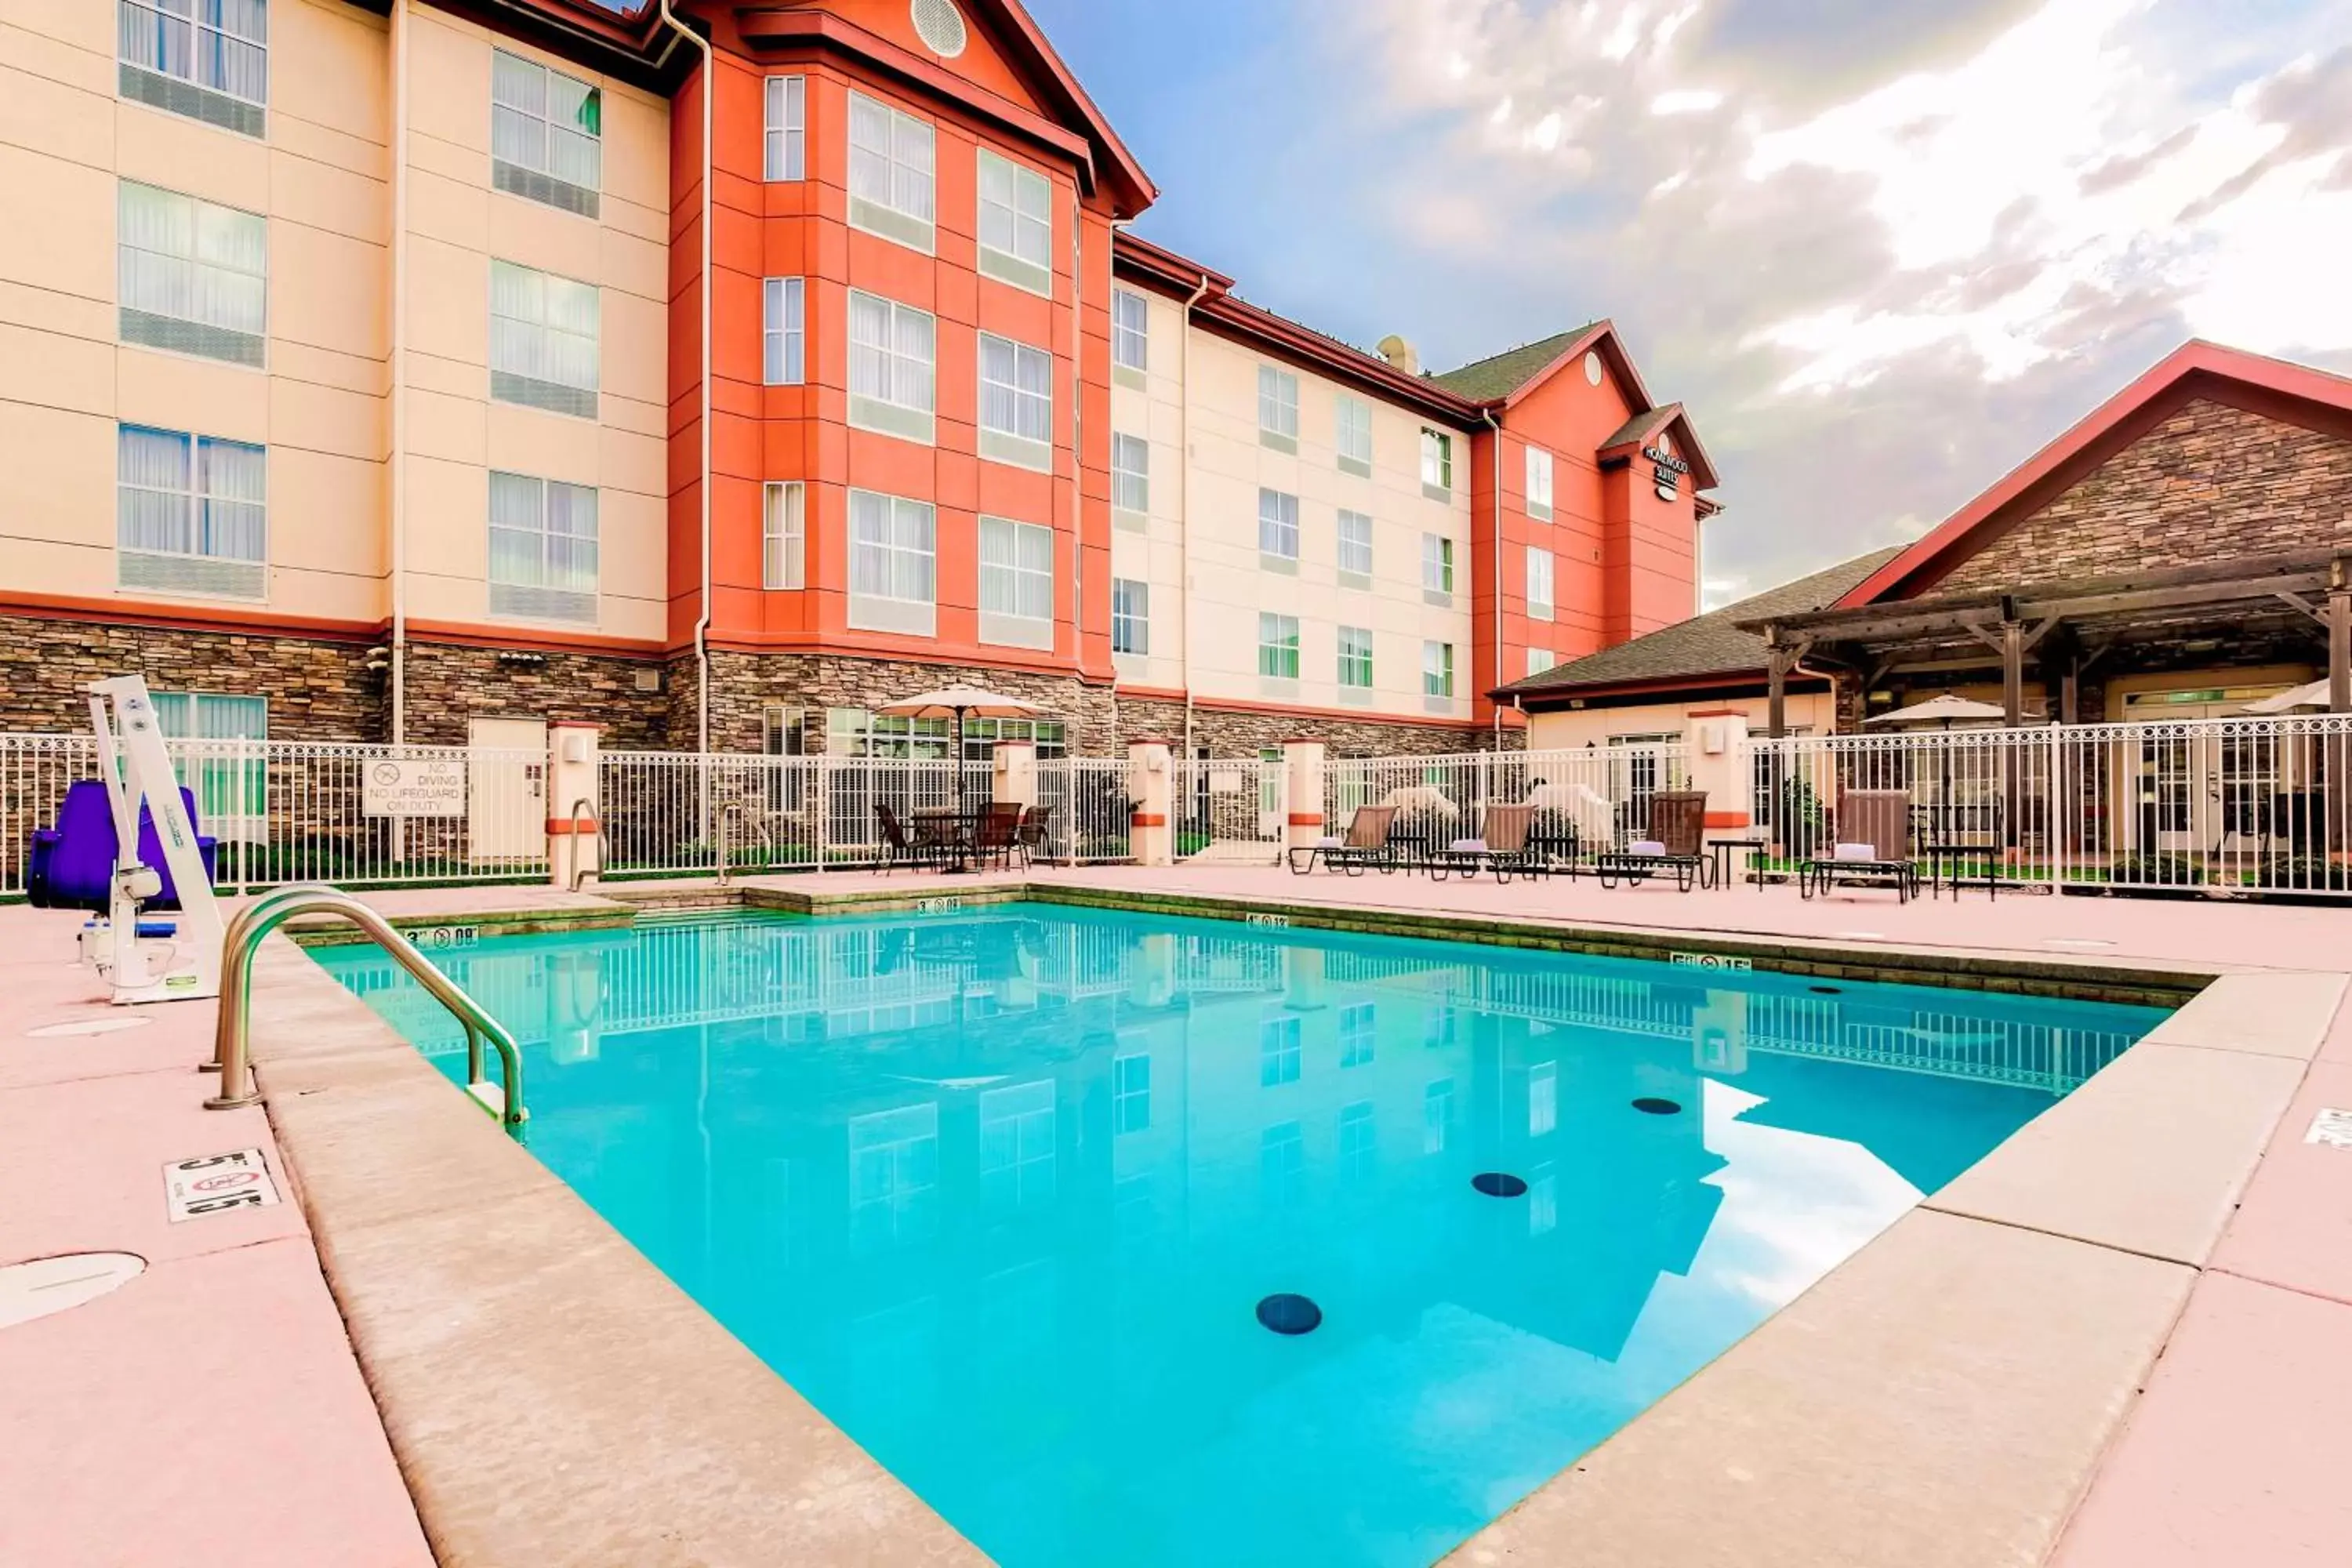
[314,905,2168,1566]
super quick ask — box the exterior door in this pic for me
[467,718,547,866]
[2122,688,2290,855]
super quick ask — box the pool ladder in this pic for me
[203,884,527,1134]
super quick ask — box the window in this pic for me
[120,0,267,138]
[488,470,597,622]
[1526,445,1555,520]
[118,181,266,367]
[1421,533,1454,601]
[153,691,266,837]
[489,260,599,418]
[1112,288,1149,376]
[1259,1011,1301,1087]
[978,1080,1056,1211]
[1336,509,1373,581]
[1336,626,1373,690]
[977,149,1052,294]
[848,289,935,443]
[829,707,953,760]
[1258,613,1300,681]
[979,515,1054,649]
[764,75,805,180]
[1112,578,1149,657]
[1113,1053,1151,1134]
[848,489,935,635]
[762,277,804,386]
[1334,394,1372,476]
[848,89,935,251]
[762,703,805,755]
[1423,1079,1453,1155]
[848,1103,938,1249]
[1112,433,1149,518]
[1527,546,1555,621]
[762,481,804,590]
[1258,365,1299,451]
[1529,1059,1558,1137]
[978,332,1052,470]
[1422,640,1455,702]
[1257,488,1299,564]
[1340,1004,1376,1068]
[1421,427,1454,497]
[1424,1000,1456,1048]
[116,424,266,599]
[956,717,1068,760]
[491,50,601,217]
[1526,647,1555,678]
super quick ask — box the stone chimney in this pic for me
[1375,335,1420,376]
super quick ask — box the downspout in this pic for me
[389,0,410,742]
[656,0,713,754]
[1178,270,1210,760]
[1483,408,1504,748]
[1072,197,1083,702]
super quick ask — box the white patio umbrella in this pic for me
[2241,679,2332,716]
[875,687,1042,809]
[1863,693,2009,728]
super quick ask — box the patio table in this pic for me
[909,808,982,873]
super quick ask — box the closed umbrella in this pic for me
[2241,679,2330,716]
[875,687,1043,811]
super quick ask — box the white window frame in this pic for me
[487,470,599,624]
[978,332,1053,471]
[1112,288,1149,379]
[848,289,935,445]
[119,0,268,137]
[1334,394,1373,476]
[1258,365,1299,452]
[1336,509,1373,583]
[1337,625,1374,691]
[1258,612,1301,682]
[1421,532,1454,602]
[153,691,267,840]
[1111,577,1149,658]
[763,480,804,590]
[977,148,1053,295]
[489,258,600,419]
[1526,444,1555,521]
[1112,432,1149,519]
[848,89,935,252]
[1258,488,1299,566]
[1112,1052,1151,1134]
[491,49,601,217]
[978,515,1054,650]
[1526,647,1555,678]
[1526,545,1555,622]
[116,423,268,601]
[763,277,804,386]
[1422,640,1456,704]
[764,74,805,181]
[1421,427,1454,498]
[118,180,267,368]
[847,488,936,636]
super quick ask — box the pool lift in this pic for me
[82,674,224,1005]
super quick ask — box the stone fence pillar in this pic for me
[993,740,1037,811]
[1128,740,1173,866]
[547,721,600,889]
[1281,739,1326,861]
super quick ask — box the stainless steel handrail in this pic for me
[567,797,598,892]
[205,891,527,1132]
[198,883,342,1074]
[716,801,773,887]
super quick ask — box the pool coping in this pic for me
[247,881,2348,1567]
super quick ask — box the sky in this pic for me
[1023,0,2352,608]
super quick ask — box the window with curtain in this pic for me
[1337,510,1373,579]
[1258,488,1298,563]
[848,289,935,443]
[763,481,804,590]
[1112,434,1149,516]
[152,690,267,838]
[978,332,1052,470]
[491,49,601,216]
[1526,445,1555,519]
[1337,626,1373,689]
[1421,428,1454,495]
[489,260,599,418]
[763,277,804,386]
[1526,546,1555,620]
[1334,394,1373,475]
[977,149,1052,294]
[848,90,935,251]
[117,424,267,599]
[1111,578,1149,656]
[978,516,1053,648]
[1526,647,1555,677]
[1422,640,1455,699]
[1112,289,1149,374]
[848,488,935,635]
[488,470,599,623]
[1258,613,1300,681]
[1421,532,1454,599]
[118,180,267,367]
[1258,365,1299,449]
[764,75,805,181]
[119,0,268,137]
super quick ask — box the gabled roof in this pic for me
[1497,547,1906,703]
[1429,321,1719,490]
[1428,328,1596,402]
[1842,339,2352,607]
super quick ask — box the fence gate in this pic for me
[1176,755,1287,864]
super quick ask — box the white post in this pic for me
[547,723,599,889]
[995,740,1038,811]
[1281,739,1326,863]
[1129,741,1174,866]
[1682,710,1751,845]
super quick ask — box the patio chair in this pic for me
[1014,804,1054,869]
[1430,802,1545,884]
[972,801,1025,871]
[873,803,932,874]
[1595,791,1710,891]
[1289,804,1397,876]
[1802,789,1921,902]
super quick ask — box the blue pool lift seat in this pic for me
[27,779,219,913]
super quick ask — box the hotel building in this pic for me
[0,0,1717,761]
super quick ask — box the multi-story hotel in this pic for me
[0,0,1717,762]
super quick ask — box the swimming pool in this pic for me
[313,904,2169,1566]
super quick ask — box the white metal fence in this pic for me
[1174,756,1287,863]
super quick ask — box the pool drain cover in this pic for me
[0,1252,146,1330]
[1256,1293,1322,1335]
[1471,1172,1528,1198]
[1632,1097,1682,1116]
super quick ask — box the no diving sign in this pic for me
[164,1148,282,1222]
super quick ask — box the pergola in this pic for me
[1744,549,2352,735]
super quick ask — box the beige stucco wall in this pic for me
[1108,287,1474,724]
[1525,690,1838,752]
[0,0,667,641]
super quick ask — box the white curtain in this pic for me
[895,303,935,410]
[764,75,804,181]
[488,470,544,586]
[764,277,803,386]
[543,480,597,593]
[118,425,192,554]
[196,436,266,561]
[849,292,891,401]
[492,261,597,391]
[848,93,892,206]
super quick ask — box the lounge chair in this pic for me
[1290,804,1397,876]
[1430,802,1545,884]
[1801,789,1920,902]
[1595,791,1711,891]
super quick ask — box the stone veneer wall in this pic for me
[1939,398,2352,592]
[398,643,669,748]
[1109,694,1512,757]
[683,650,1122,754]
[0,613,380,737]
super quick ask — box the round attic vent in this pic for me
[1583,350,1603,386]
[911,0,969,57]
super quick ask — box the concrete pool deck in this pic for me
[5,866,2350,1564]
